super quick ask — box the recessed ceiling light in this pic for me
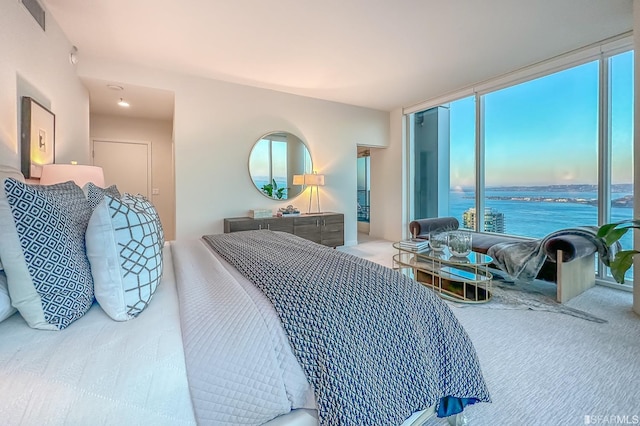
[117,98,130,107]
[107,84,124,91]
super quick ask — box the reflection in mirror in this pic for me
[249,131,313,200]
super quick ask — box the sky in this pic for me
[449,50,634,188]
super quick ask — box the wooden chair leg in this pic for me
[556,250,596,303]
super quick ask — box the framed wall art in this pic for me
[21,96,55,178]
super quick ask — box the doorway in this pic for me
[357,147,371,236]
[92,139,152,197]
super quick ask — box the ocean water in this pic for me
[449,189,635,280]
[450,189,633,238]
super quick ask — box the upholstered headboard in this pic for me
[0,164,24,270]
[0,165,25,184]
[0,164,24,319]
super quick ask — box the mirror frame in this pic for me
[248,131,313,200]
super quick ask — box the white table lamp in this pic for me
[304,172,325,214]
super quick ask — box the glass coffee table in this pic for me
[392,242,493,303]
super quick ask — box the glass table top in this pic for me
[393,241,493,266]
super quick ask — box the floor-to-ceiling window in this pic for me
[484,61,599,238]
[408,39,634,286]
[449,96,477,230]
[608,50,634,280]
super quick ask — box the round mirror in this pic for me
[249,131,313,200]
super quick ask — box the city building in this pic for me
[462,207,506,233]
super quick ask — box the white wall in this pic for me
[369,108,406,242]
[90,114,176,240]
[77,60,389,244]
[0,2,88,168]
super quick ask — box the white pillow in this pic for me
[0,271,16,322]
[0,179,94,330]
[86,194,163,321]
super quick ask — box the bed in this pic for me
[0,165,490,425]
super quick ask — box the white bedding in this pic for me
[0,245,196,426]
[0,160,445,425]
[170,238,317,425]
[0,240,437,425]
[172,238,436,426]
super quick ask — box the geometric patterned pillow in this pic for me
[0,179,94,330]
[121,193,165,246]
[84,182,121,210]
[86,194,163,321]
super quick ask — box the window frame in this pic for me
[404,33,634,288]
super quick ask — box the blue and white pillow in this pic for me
[86,194,163,321]
[0,179,94,330]
[84,182,121,210]
[122,193,165,246]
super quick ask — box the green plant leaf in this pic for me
[597,219,640,246]
[261,183,273,196]
[597,222,621,238]
[600,227,630,246]
[609,250,640,284]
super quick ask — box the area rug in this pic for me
[447,272,607,323]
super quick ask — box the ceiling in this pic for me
[81,78,175,120]
[42,0,633,117]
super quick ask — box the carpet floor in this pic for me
[339,236,640,426]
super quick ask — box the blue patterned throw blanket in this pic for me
[204,231,490,425]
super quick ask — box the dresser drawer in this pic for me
[321,222,344,247]
[263,217,294,232]
[294,216,322,226]
[224,213,343,247]
[294,224,321,243]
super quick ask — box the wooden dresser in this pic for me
[223,212,344,247]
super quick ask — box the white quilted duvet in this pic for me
[0,245,197,426]
[170,239,317,425]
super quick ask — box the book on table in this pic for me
[399,238,430,251]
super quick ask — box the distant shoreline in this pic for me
[461,194,633,208]
[452,183,633,193]
[455,184,634,208]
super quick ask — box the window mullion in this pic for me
[598,55,612,227]
[596,55,611,279]
[475,93,485,232]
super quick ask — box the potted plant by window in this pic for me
[597,219,640,283]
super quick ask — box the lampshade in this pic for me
[304,173,325,186]
[292,175,305,185]
[39,164,105,187]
